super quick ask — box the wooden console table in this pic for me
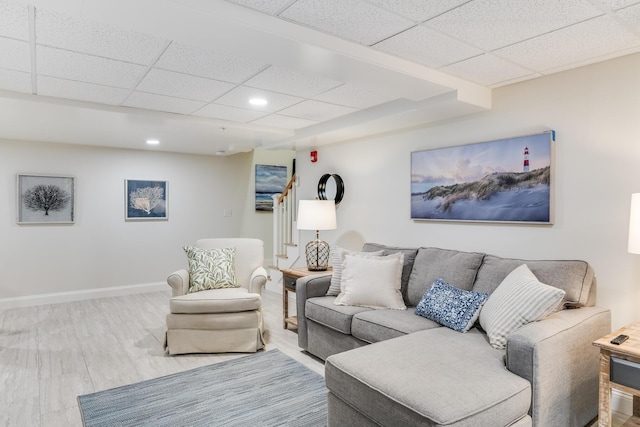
[280,266,332,330]
[593,322,640,426]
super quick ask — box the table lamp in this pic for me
[297,200,337,271]
[629,193,640,254]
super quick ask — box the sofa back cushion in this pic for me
[472,255,596,307]
[406,247,485,306]
[361,243,418,305]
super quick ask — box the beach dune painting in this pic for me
[255,164,287,211]
[411,132,553,223]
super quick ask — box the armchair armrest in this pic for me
[296,274,332,351]
[249,266,268,294]
[506,306,611,427]
[167,269,189,297]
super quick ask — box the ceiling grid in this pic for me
[1,0,640,154]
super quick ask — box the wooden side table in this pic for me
[593,322,640,426]
[280,266,332,330]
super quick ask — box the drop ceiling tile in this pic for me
[215,86,303,113]
[35,8,167,65]
[0,2,29,40]
[136,69,235,102]
[374,25,483,68]
[365,0,469,22]
[0,37,30,72]
[277,100,356,121]
[37,45,147,88]
[615,3,640,27]
[280,0,414,45]
[600,0,640,10]
[193,103,268,122]
[250,114,317,129]
[123,91,205,115]
[313,84,397,108]
[37,76,130,105]
[155,42,268,84]
[244,66,342,97]
[441,54,537,86]
[0,68,31,93]
[225,0,296,15]
[494,16,640,72]
[426,0,604,50]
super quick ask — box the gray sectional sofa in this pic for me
[295,243,611,427]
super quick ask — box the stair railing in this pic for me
[271,174,297,267]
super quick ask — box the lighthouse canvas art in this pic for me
[411,132,553,223]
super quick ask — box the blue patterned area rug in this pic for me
[78,349,327,427]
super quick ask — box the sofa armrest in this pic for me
[296,274,332,351]
[506,306,611,427]
[167,269,189,297]
[249,266,268,294]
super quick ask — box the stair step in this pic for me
[284,243,298,247]
[276,254,288,259]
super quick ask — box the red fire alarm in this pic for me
[310,150,318,163]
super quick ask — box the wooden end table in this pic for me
[280,266,332,330]
[593,322,640,426]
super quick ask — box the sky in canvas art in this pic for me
[411,133,551,194]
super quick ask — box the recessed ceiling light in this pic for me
[249,97,268,106]
[146,139,160,145]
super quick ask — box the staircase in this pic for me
[268,174,300,290]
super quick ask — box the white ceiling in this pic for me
[1,0,640,155]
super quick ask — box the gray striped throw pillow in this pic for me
[479,264,565,349]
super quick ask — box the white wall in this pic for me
[296,52,640,331]
[0,140,253,299]
[240,147,296,265]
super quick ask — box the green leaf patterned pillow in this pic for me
[183,246,239,293]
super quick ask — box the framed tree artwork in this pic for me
[125,179,168,220]
[17,174,75,224]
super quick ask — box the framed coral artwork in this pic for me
[411,131,554,224]
[125,179,168,221]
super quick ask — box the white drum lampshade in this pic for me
[297,200,337,271]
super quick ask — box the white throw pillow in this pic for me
[479,264,565,349]
[334,253,406,310]
[326,247,383,296]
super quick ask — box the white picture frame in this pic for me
[17,174,75,225]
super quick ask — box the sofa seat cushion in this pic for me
[306,296,371,334]
[170,288,261,314]
[325,328,531,427]
[351,308,441,343]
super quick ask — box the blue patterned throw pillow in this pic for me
[415,278,489,333]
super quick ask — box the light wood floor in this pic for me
[0,289,630,427]
[0,289,320,427]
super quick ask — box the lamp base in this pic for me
[305,239,330,271]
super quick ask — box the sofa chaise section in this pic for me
[326,328,532,426]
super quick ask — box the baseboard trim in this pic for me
[612,389,633,415]
[0,282,166,310]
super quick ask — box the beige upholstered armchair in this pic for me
[165,238,268,355]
